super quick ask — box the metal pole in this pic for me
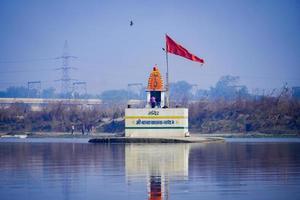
[165,34,170,108]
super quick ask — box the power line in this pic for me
[0,57,58,64]
[0,68,54,74]
[0,80,56,86]
[193,72,300,81]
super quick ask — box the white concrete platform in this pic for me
[125,108,189,138]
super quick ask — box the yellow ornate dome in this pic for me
[147,66,164,91]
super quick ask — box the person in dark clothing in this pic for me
[150,96,156,108]
[81,125,85,135]
[71,125,75,135]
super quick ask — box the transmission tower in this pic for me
[55,40,77,98]
[27,81,41,98]
[72,81,87,99]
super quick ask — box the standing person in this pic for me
[81,124,85,135]
[87,125,91,135]
[71,125,75,135]
[150,96,156,108]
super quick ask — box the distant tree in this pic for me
[0,91,6,97]
[139,86,147,100]
[170,81,193,103]
[292,87,300,100]
[27,89,39,98]
[237,85,250,99]
[194,89,209,100]
[209,75,249,100]
[42,87,56,99]
[58,92,73,99]
[101,89,128,102]
[5,86,28,98]
[127,90,140,100]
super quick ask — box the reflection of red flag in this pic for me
[166,34,204,64]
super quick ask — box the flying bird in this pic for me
[130,20,134,26]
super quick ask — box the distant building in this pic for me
[0,98,102,111]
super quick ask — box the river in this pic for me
[0,138,300,200]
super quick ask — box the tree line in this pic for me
[1,75,299,102]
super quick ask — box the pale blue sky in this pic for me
[0,0,299,93]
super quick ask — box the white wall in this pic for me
[125,108,189,138]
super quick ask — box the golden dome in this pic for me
[147,66,164,91]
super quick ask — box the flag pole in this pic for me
[165,34,170,108]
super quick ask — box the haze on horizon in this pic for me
[0,0,299,94]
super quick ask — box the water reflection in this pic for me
[0,140,300,200]
[125,144,190,199]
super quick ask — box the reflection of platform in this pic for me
[125,144,190,178]
[125,108,189,138]
[125,144,190,200]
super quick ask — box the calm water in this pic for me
[0,138,300,200]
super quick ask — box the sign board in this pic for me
[125,108,189,138]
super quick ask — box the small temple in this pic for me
[146,66,165,108]
[125,65,189,138]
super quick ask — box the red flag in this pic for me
[166,34,204,64]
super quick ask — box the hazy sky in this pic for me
[0,0,299,94]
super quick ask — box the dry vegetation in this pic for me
[0,95,299,135]
[0,102,125,133]
[189,96,300,134]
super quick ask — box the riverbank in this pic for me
[1,131,299,139]
[89,136,224,144]
[0,131,119,138]
[191,132,300,138]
